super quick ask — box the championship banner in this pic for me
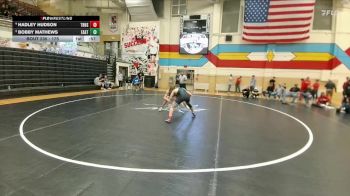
[109,15,117,33]
[121,21,160,76]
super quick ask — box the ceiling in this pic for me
[125,0,157,21]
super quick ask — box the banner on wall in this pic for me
[109,15,118,33]
[121,21,160,77]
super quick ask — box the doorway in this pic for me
[176,69,195,90]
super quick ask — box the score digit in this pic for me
[80,22,89,28]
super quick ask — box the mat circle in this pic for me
[19,94,313,173]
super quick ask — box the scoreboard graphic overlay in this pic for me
[12,16,100,42]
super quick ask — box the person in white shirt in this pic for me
[228,74,233,93]
[94,74,105,90]
[103,75,113,90]
[178,72,187,89]
[118,72,124,88]
[249,75,256,91]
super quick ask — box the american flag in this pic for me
[243,0,316,43]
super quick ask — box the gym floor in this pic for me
[0,90,349,196]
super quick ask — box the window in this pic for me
[172,0,187,17]
[313,0,333,30]
[221,0,241,33]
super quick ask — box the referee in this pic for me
[178,72,187,89]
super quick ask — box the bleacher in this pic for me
[0,47,107,98]
[0,0,47,17]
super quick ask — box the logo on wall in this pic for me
[109,15,117,33]
[180,33,209,55]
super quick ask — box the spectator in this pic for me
[178,72,187,89]
[279,83,288,104]
[94,74,105,90]
[263,83,275,98]
[235,76,242,93]
[249,75,256,91]
[305,77,312,89]
[138,72,144,89]
[336,96,350,114]
[269,77,276,91]
[286,84,300,103]
[302,86,313,106]
[242,87,250,98]
[227,74,233,93]
[103,75,113,90]
[299,78,310,101]
[251,87,260,99]
[312,79,320,100]
[342,77,350,97]
[312,92,332,109]
[325,79,337,102]
[132,75,141,91]
[175,74,180,86]
[118,71,124,88]
[275,84,285,100]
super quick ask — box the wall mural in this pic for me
[121,22,160,76]
[159,43,350,70]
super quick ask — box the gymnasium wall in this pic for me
[157,0,350,93]
[0,27,11,39]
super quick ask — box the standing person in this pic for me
[342,77,350,97]
[164,87,196,123]
[118,71,124,88]
[175,74,180,86]
[178,72,187,89]
[139,72,144,89]
[227,74,233,93]
[249,75,256,92]
[325,79,337,102]
[299,78,307,101]
[235,76,242,93]
[305,77,311,89]
[312,79,320,100]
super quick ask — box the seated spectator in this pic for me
[302,87,313,106]
[286,84,300,103]
[132,75,141,91]
[336,97,350,114]
[312,92,333,109]
[103,75,113,90]
[125,76,132,90]
[242,88,250,98]
[251,88,260,99]
[94,74,105,90]
[262,84,275,98]
[279,83,288,104]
